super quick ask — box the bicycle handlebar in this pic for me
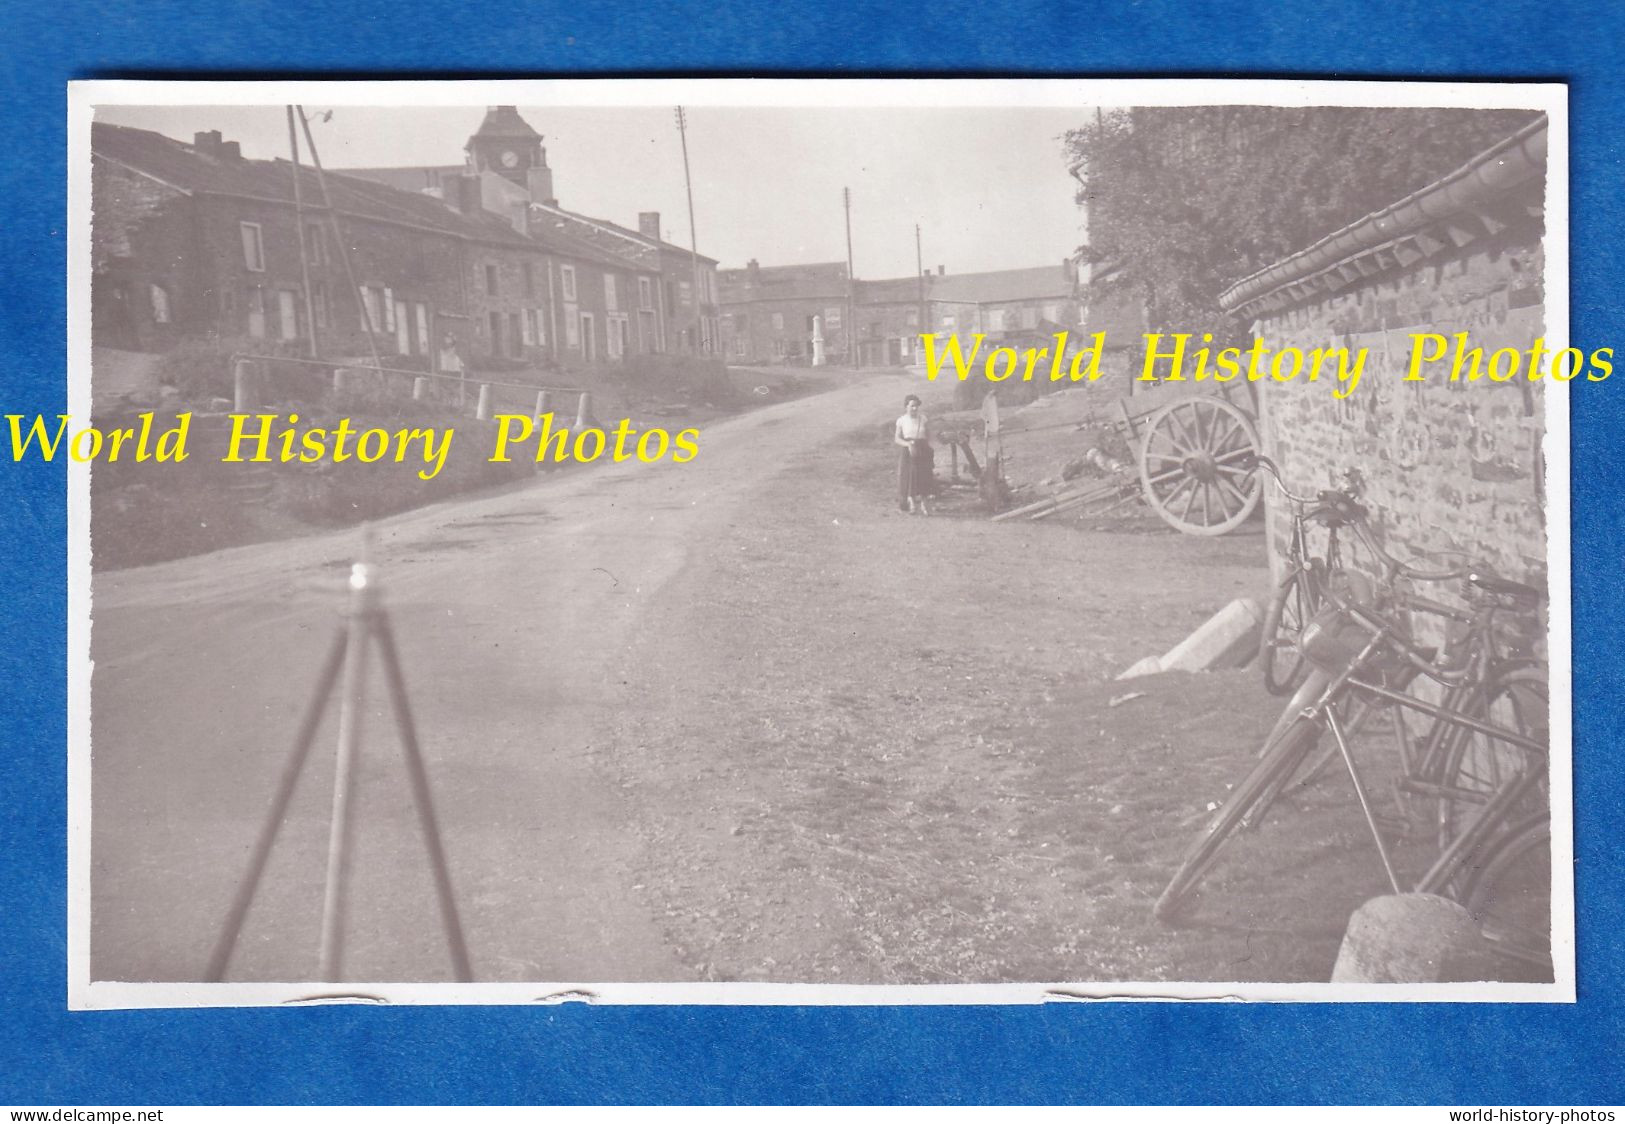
[1349,521,1471,584]
[1247,454,1322,507]
[1254,455,1537,603]
[1324,582,1477,685]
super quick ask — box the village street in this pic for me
[90,370,1393,987]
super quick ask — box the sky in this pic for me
[94,103,1090,278]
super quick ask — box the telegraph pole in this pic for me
[287,107,320,358]
[915,223,927,347]
[844,187,856,366]
[297,107,383,373]
[675,106,706,354]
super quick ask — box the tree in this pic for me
[1066,107,1543,339]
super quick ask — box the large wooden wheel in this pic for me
[1137,396,1262,535]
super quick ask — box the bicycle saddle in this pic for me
[1312,489,1367,528]
[1468,570,1545,604]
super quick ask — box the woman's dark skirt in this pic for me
[897,442,930,507]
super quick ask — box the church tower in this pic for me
[465,106,556,204]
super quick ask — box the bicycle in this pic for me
[1156,527,1550,978]
[1253,455,1367,695]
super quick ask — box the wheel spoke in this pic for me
[1218,475,1251,510]
[1203,409,1239,454]
[1165,409,1200,454]
[1138,398,1262,536]
[1160,475,1196,508]
[1180,479,1201,522]
[1212,478,1241,519]
[1188,405,1209,451]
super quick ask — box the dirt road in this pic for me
[91,371,1380,987]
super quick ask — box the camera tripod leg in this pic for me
[372,613,473,983]
[205,628,348,983]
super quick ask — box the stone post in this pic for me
[232,358,256,413]
[1331,894,1497,983]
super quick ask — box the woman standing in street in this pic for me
[894,394,931,514]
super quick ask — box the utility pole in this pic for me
[287,107,320,358]
[675,106,706,354]
[915,223,927,351]
[844,187,856,367]
[297,107,383,374]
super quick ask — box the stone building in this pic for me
[717,259,1083,367]
[1220,118,1550,593]
[850,275,928,367]
[923,262,1083,347]
[717,261,851,363]
[532,206,720,359]
[348,106,721,359]
[91,116,661,380]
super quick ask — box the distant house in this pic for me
[717,259,1084,368]
[717,260,851,363]
[532,205,720,358]
[923,262,1083,348]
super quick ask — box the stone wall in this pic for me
[1254,230,1548,600]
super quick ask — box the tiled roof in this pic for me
[542,203,719,265]
[855,276,925,304]
[332,165,469,194]
[926,265,1076,305]
[93,122,534,247]
[721,262,848,302]
[1220,117,1547,317]
[92,122,642,272]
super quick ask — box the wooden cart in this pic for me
[993,381,1264,536]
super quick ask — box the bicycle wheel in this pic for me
[1438,665,1549,843]
[1461,814,1553,981]
[1260,564,1321,696]
[1155,711,1324,922]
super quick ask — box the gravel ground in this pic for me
[90,372,1436,987]
[602,387,1414,984]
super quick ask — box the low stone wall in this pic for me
[1254,234,1548,597]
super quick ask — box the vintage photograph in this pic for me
[69,80,1570,1005]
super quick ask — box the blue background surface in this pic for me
[2,0,1622,1105]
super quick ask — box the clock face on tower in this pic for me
[499,150,519,168]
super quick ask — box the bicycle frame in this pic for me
[1279,591,1546,896]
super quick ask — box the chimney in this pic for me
[747,258,760,279]
[191,133,242,161]
[638,212,662,240]
[192,131,243,161]
[526,165,556,207]
[447,174,484,215]
[937,264,945,276]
